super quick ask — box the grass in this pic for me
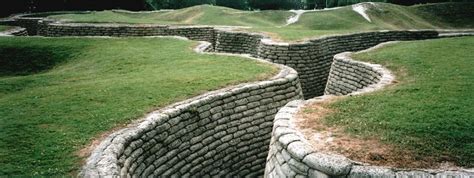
[0,37,276,176]
[49,2,474,41]
[50,5,292,27]
[323,36,474,167]
[0,26,12,32]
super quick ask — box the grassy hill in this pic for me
[0,37,275,176]
[50,2,474,41]
[267,2,474,40]
[51,5,292,27]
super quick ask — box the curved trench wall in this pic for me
[325,52,384,95]
[265,51,390,178]
[208,30,439,99]
[265,51,473,178]
[256,31,438,98]
[81,60,303,177]
[267,101,474,178]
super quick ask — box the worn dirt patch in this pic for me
[294,97,461,170]
[73,122,129,176]
[183,12,203,24]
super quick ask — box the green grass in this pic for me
[0,26,12,32]
[50,3,474,41]
[0,37,276,176]
[281,2,473,40]
[323,37,474,167]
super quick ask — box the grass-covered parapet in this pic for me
[300,36,474,168]
[0,37,276,176]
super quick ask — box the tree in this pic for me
[216,0,248,9]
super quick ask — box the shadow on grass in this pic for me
[0,46,78,76]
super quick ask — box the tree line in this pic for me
[0,0,470,17]
[145,0,471,10]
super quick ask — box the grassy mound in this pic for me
[50,3,474,41]
[0,37,275,176]
[294,3,438,31]
[282,2,473,40]
[51,5,292,27]
[322,36,473,167]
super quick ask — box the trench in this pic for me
[0,15,451,177]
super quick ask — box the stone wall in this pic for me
[80,50,304,177]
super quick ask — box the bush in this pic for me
[0,0,471,17]
[216,0,248,10]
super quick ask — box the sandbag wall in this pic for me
[257,41,329,99]
[256,31,438,99]
[9,28,28,36]
[264,50,393,177]
[265,100,353,178]
[38,22,215,42]
[81,65,303,177]
[214,30,264,56]
[0,26,28,36]
[25,20,439,99]
[325,53,383,95]
[12,17,43,35]
[266,100,473,177]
